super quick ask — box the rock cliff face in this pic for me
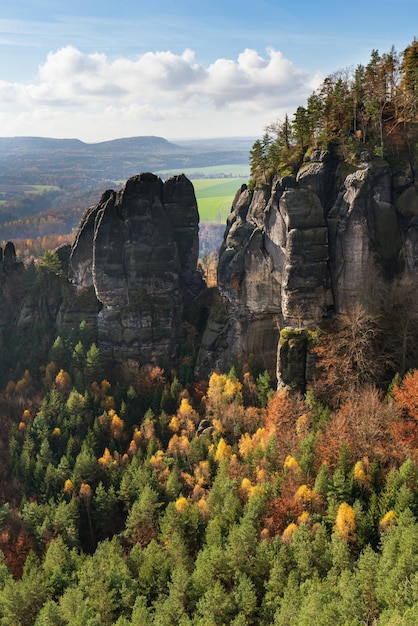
[69,173,203,366]
[198,149,418,388]
[0,241,24,356]
[5,151,418,388]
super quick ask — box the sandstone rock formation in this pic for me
[198,149,418,389]
[4,151,418,390]
[69,172,203,366]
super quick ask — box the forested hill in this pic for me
[0,134,252,181]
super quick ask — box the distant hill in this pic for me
[0,134,252,191]
[0,134,253,173]
[0,135,253,243]
[0,136,87,152]
[0,135,182,154]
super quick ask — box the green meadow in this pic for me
[157,163,249,178]
[192,177,248,222]
[26,185,61,194]
[155,163,249,223]
[0,184,60,208]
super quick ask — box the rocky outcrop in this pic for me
[69,173,203,366]
[328,163,402,311]
[1,242,23,276]
[197,153,334,381]
[198,148,418,389]
[4,150,418,390]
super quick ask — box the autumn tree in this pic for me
[264,388,306,466]
[334,502,356,543]
[315,385,398,470]
[312,303,385,407]
[393,369,418,421]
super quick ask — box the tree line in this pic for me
[250,39,418,184]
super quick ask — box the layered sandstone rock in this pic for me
[7,152,418,389]
[69,173,202,365]
[328,163,402,311]
[199,150,418,389]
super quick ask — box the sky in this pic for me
[0,0,416,143]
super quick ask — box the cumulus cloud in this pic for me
[0,45,316,140]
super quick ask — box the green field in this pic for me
[26,185,61,194]
[156,163,249,222]
[0,184,61,197]
[157,163,250,178]
[192,177,248,222]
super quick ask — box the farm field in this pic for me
[0,184,61,208]
[0,184,60,195]
[157,163,249,178]
[192,177,248,222]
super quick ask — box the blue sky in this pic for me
[0,0,416,142]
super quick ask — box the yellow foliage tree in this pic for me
[64,479,73,495]
[167,434,190,459]
[133,428,142,446]
[110,413,124,440]
[238,428,268,460]
[21,409,31,423]
[180,471,195,490]
[197,497,210,518]
[240,477,253,499]
[100,379,111,398]
[175,496,189,513]
[379,510,396,533]
[294,484,313,505]
[98,447,113,467]
[149,449,166,471]
[178,397,199,421]
[214,437,232,463]
[255,467,268,483]
[334,502,356,542]
[249,485,264,498]
[284,455,300,472]
[297,511,311,525]
[282,522,298,545]
[169,415,181,433]
[353,459,371,487]
[207,371,243,416]
[194,460,211,487]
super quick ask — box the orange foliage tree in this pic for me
[391,370,418,460]
[264,389,307,465]
[393,369,418,420]
[315,386,399,470]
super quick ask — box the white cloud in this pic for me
[0,45,316,140]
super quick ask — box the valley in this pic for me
[0,135,251,256]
